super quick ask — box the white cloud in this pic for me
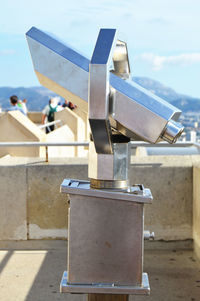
[136,53,200,70]
[0,49,16,55]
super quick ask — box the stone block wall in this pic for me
[193,166,200,259]
[0,156,195,242]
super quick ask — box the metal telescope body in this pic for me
[26,27,183,148]
[26,27,184,295]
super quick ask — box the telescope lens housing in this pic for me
[161,120,184,144]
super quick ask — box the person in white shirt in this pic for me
[42,97,59,133]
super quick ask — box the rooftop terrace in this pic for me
[0,241,199,301]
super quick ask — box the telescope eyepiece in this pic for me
[161,120,184,144]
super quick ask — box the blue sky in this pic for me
[0,0,200,97]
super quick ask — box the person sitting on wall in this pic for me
[7,95,26,115]
[68,101,77,110]
[62,99,69,108]
[62,99,77,110]
[42,97,58,133]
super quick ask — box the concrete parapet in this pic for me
[0,155,197,241]
[131,156,193,241]
[0,111,46,157]
[46,125,76,158]
[72,106,90,142]
[193,165,200,259]
[55,108,89,157]
[27,111,43,124]
[0,165,27,240]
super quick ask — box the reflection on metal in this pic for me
[112,40,131,80]
[26,27,89,112]
[88,141,130,182]
[90,179,128,189]
[161,119,184,144]
[144,231,155,240]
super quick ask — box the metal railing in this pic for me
[130,141,199,148]
[0,141,198,162]
[0,141,197,147]
[0,142,89,147]
[38,119,63,130]
[0,141,88,162]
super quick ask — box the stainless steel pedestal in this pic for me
[60,179,152,295]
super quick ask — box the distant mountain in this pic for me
[133,77,180,102]
[133,77,200,112]
[1,77,200,112]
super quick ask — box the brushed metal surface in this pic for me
[26,27,184,144]
[112,40,130,80]
[88,142,130,181]
[89,29,116,153]
[67,193,144,285]
[26,28,89,112]
[60,179,153,204]
[161,119,184,144]
[60,271,150,295]
[90,179,129,189]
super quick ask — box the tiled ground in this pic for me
[0,241,199,301]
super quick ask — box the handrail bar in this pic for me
[0,141,197,162]
[38,119,62,129]
[0,142,89,147]
[130,141,198,148]
[0,141,198,148]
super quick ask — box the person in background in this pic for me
[62,99,77,110]
[68,101,77,110]
[42,97,58,133]
[57,100,63,112]
[62,99,69,108]
[21,99,28,115]
[7,95,25,115]
[17,99,23,109]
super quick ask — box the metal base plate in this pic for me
[60,271,150,295]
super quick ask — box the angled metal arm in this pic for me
[89,29,116,154]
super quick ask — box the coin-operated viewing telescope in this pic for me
[26,27,184,296]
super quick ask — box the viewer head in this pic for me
[50,97,59,108]
[10,95,18,105]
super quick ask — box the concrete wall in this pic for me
[0,165,27,239]
[131,156,193,241]
[55,108,89,157]
[27,112,42,124]
[193,165,200,259]
[0,111,46,157]
[0,110,89,159]
[46,125,76,158]
[0,156,195,241]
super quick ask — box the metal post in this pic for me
[87,294,129,301]
[45,146,48,162]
